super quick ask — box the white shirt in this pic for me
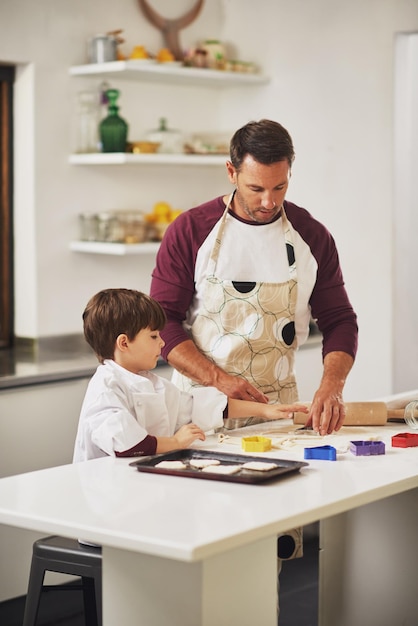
[73,360,227,462]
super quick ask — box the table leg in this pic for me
[319,487,418,626]
[103,535,278,626]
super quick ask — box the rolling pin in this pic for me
[294,402,406,426]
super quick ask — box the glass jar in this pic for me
[96,212,124,242]
[99,89,128,153]
[79,213,99,241]
[120,211,147,243]
[404,401,418,429]
[76,91,100,153]
[146,118,183,154]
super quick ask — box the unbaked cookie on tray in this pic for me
[201,464,241,475]
[241,461,278,472]
[155,460,187,470]
[189,458,221,469]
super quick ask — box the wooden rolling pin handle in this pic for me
[386,409,406,421]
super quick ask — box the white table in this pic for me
[0,420,417,626]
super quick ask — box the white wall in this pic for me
[393,33,418,392]
[1,0,418,400]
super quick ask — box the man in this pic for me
[150,119,358,435]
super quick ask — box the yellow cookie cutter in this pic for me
[241,436,272,452]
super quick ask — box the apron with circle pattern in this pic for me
[174,194,299,404]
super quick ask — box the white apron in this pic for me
[174,193,299,404]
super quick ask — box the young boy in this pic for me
[73,289,307,462]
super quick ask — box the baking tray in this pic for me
[130,449,308,484]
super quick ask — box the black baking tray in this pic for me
[130,449,308,484]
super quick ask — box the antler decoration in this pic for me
[138,0,204,61]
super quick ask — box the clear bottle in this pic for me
[404,401,418,429]
[76,91,100,153]
[99,89,128,153]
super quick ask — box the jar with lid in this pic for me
[404,401,418,429]
[120,211,147,243]
[75,91,100,153]
[146,118,183,154]
[201,40,226,69]
[96,212,124,242]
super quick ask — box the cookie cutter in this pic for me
[303,445,337,461]
[349,440,385,456]
[241,436,272,452]
[391,433,418,448]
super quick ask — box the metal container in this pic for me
[88,35,117,64]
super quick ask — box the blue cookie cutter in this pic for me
[349,440,385,456]
[304,445,337,461]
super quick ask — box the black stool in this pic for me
[22,535,102,626]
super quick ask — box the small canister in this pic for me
[404,401,418,429]
[79,213,99,241]
[88,35,117,64]
[96,212,124,242]
[120,211,147,243]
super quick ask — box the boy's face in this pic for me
[121,327,165,373]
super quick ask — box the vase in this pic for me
[99,89,128,153]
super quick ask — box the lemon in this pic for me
[130,46,149,59]
[157,48,175,62]
[153,201,172,220]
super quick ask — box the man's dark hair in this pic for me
[229,119,295,170]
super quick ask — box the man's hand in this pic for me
[214,368,268,403]
[167,340,268,403]
[309,351,354,435]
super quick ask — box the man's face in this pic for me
[226,155,291,223]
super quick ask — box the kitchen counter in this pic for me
[0,335,96,389]
[0,335,171,390]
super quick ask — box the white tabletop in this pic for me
[0,420,416,562]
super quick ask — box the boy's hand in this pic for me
[263,403,309,421]
[174,423,206,448]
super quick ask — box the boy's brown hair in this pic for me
[83,288,166,363]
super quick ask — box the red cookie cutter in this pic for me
[391,433,418,448]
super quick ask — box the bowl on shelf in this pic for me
[128,141,160,154]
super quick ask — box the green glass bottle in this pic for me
[99,89,128,153]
